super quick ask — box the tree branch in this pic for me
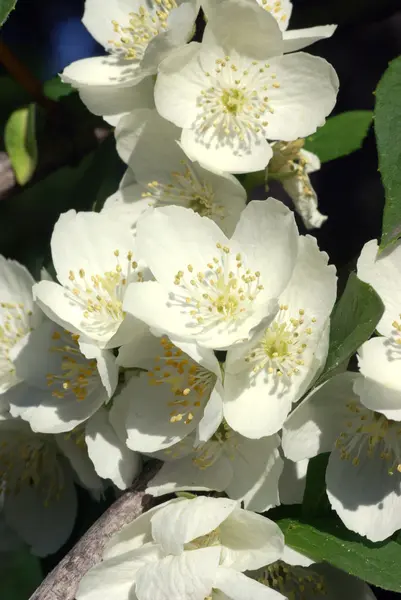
[29,462,160,600]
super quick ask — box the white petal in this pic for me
[282,171,327,230]
[104,503,170,559]
[357,238,401,337]
[77,76,155,121]
[219,508,284,570]
[121,372,205,453]
[151,496,236,554]
[3,467,77,556]
[196,380,224,445]
[82,0,133,49]
[135,205,229,292]
[76,544,163,600]
[181,127,273,175]
[154,43,205,129]
[279,457,308,505]
[312,563,377,600]
[146,453,234,496]
[282,25,337,54]
[135,547,220,600]
[282,373,360,461]
[264,52,339,141]
[62,55,146,89]
[354,376,401,422]
[226,435,283,512]
[85,407,141,490]
[204,0,284,58]
[232,199,299,300]
[79,341,119,398]
[326,448,401,542]
[282,545,314,567]
[216,567,285,600]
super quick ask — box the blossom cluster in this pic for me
[0,0,395,598]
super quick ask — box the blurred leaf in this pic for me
[0,0,16,26]
[0,77,31,132]
[317,273,384,384]
[279,517,401,592]
[0,548,42,599]
[4,103,38,185]
[302,454,331,518]
[375,56,401,251]
[304,111,372,163]
[43,77,74,101]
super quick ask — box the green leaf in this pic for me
[304,111,372,163]
[43,77,74,101]
[4,103,38,185]
[317,272,384,384]
[0,548,42,599]
[0,0,17,26]
[302,454,331,518]
[278,517,401,592]
[88,135,126,212]
[375,56,401,251]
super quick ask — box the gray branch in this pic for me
[29,462,160,600]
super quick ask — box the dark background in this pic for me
[1,0,401,597]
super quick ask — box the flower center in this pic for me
[147,337,216,425]
[253,561,326,598]
[172,243,264,328]
[336,403,401,475]
[46,329,98,402]
[141,160,225,218]
[0,433,64,505]
[245,305,316,381]
[186,527,221,550]
[192,421,238,469]
[258,0,290,28]
[0,302,33,377]
[109,1,178,61]
[68,250,141,336]
[196,57,281,141]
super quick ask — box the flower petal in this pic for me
[264,52,339,141]
[357,238,401,337]
[219,508,284,570]
[151,496,236,555]
[282,373,360,461]
[62,55,145,89]
[85,407,141,490]
[216,567,285,600]
[279,457,308,505]
[282,25,337,54]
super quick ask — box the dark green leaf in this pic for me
[279,517,401,592]
[43,77,74,101]
[0,548,42,599]
[88,135,126,212]
[302,454,331,518]
[375,56,401,251]
[0,0,17,26]
[304,111,372,163]
[4,103,38,185]
[317,273,384,384]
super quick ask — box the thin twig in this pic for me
[29,462,160,600]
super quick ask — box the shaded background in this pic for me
[0,0,401,598]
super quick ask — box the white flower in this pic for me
[224,234,336,438]
[147,422,283,511]
[5,320,116,433]
[155,0,339,173]
[0,255,42,396]
[269,140,327,230]
[103,108,247,236]
[123,199,300,350]
[76,495,285,600]
[110,327,224,452]
[282,372,401,542]
[250,545,377,600]
[61,0,198,125]
[356,239,401,420]
[0,414,103,556]
[33,210,146,354]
